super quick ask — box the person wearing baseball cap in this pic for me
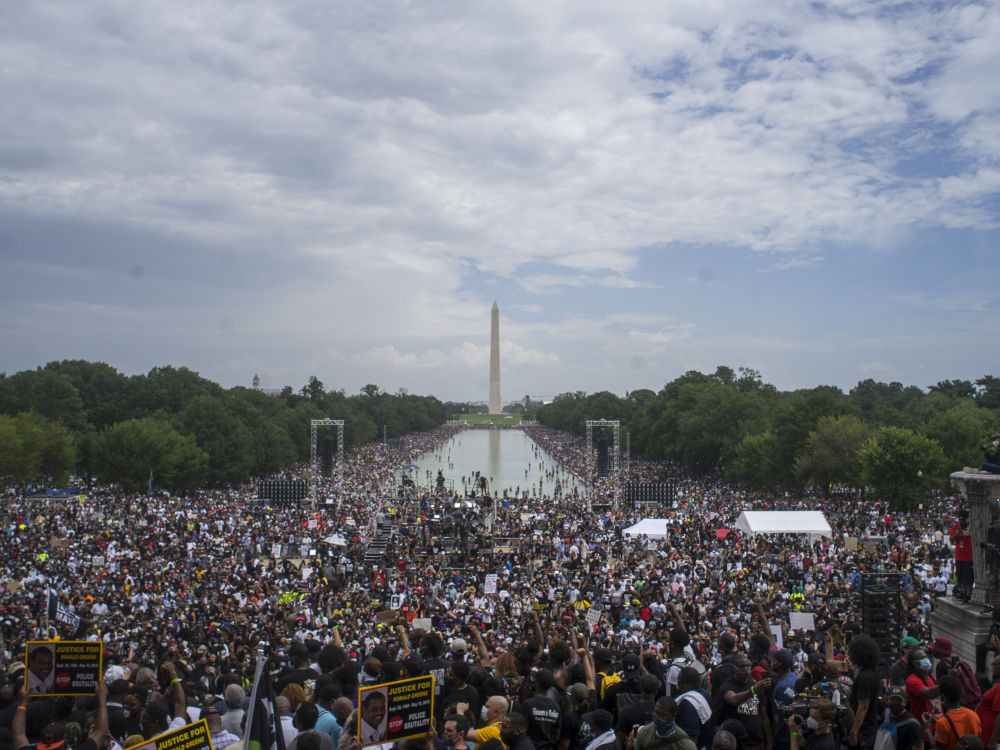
[890,638,921,687]
[882,685,924,750]
[449,638,468,659]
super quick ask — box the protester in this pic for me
[931,676,980,750]
[0,422,989,750]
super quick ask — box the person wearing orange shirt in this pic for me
[931,676,980,750]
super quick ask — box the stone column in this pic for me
[949,471,1000,606]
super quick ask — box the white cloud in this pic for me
[351,340,558,373]
[1,0,998,399]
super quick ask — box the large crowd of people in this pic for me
[1,424,998,750]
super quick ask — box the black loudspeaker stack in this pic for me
[860,572,903,678]
[257,479,308,508]
[624,482,675,506]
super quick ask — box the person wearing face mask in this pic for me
[877,686,924,750]
[442,714,473,750]
[466,696,508,747]
[905,649,942,741]
[501,713,537,750]
[787,699,839,750]
[627,697,696,750]
[717,655,772,750]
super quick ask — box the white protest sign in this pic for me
[484,574,498,594]
[771,625,784,649]
[789,612,816,631]
[585,606,602,626]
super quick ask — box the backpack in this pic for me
[954,659,982,706]
[873,709,921,750]
[671,655,707,677]
[669,655,707,695]
[597,671,622,700]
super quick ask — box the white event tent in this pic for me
[622,518,681,540]
[734,510,832,538]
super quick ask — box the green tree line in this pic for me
[537,367,1000,507]
[0,361,448,491]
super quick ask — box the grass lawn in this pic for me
[451,413,525,424]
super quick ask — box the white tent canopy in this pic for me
[734,510,832,538]
[622,518,681,540]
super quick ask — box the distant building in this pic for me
[252,374,261,391]
[503,395,541,414]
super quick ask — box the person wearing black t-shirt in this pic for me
[882,685,923,750]
[275,642,320,693]
[847,635,882,750]
[788,698,838,750]
[561,683,597,750]
[519,669,562,750]
[603,654,641,723]
[420,633,451,707]
[439,661,480,724]
[718,655,772,750]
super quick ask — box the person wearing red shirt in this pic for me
[905,647,941,740]
[979,654,1000,750]
[951,511,974,602]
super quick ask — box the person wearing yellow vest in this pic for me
[467,696,510,748]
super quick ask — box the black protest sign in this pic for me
[357,675,435,747]
[47,589,81,632]
[24,640,102,697]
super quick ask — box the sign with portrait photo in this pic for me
[357,675,434,748]
[24,640,102,697]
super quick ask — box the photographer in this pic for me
[982,434,1000,475]
[787,699,838,750]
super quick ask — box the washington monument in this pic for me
[488,300,502,414]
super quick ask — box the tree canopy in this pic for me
[0,361,448,491]
[538,367,999,507]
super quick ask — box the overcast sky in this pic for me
[2,1,998,403]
